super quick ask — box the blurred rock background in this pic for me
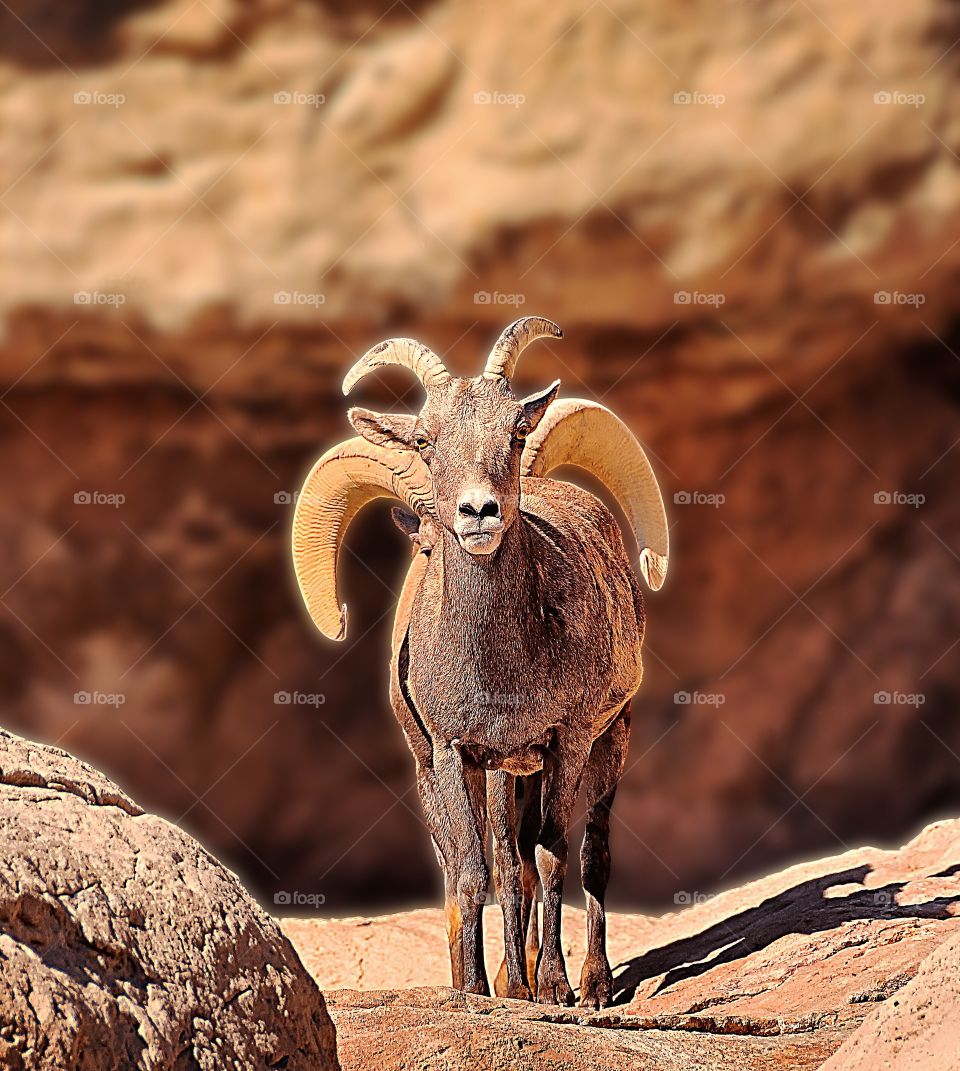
[0,0,958,911]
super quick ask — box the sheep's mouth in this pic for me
[457,529,502,555]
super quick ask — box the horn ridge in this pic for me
[343,338,451,396]
[291,436,435,640]
[520,397,668,590]
[483,316,563,381]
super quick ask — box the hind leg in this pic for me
[579,704,631,1009]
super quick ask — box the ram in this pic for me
[292,317,668,1008]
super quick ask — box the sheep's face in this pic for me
[349,376,558,557]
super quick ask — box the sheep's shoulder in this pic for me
[519,476,629,558]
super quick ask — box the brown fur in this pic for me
[365,375,646,1006]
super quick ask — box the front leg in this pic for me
[535,736,589,1006]
[434,742,490,995]
[488,770,533,1000]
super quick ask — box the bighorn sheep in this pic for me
[292,318,668,1007]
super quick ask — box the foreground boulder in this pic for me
[283,819,960,1070]
[0,729,339,1070]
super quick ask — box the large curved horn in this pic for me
[292,437,434,640]
[343,338,451,396]
[521,399,669,590]
[482,317,563,381]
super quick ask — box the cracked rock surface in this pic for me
[283,818,960,1070]
[0,728,339,1071]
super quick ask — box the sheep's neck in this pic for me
[437,517,537,638]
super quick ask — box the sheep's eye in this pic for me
[514,424,530,442]
[414,435,431,451]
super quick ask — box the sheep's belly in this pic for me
[459,739,548,776]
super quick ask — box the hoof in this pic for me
[505,981,535,1002]
[536,966,575,1006]
[494,961,533,1001]
[579,957,613,1009]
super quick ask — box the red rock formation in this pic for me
[0,0,957,913]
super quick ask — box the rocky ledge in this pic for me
[283,818,960,1070]
[1,724,956,1070]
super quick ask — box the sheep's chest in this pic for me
[406,608,593,753]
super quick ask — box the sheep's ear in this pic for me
[348,407,417,450]
[519,379,560,432]
[390,505,420,539]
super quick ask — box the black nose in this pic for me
[458,491,501,520]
